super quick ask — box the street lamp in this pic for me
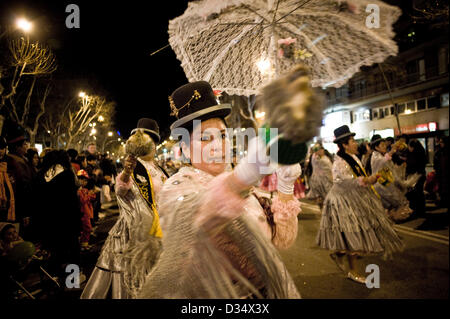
[16,18,32,33]
[256,57,273,76]
[79,91,86,98]
[108,131,113,137]
[1,17,33,40]
[98,115,105,122]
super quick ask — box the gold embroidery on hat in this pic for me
[169,90,201,118]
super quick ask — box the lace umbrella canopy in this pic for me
[168,0,401,96]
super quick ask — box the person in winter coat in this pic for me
[34,150,81,279]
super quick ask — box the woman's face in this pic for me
[317,148,325,157]
[3,227,18,243]
[375,141,387,154]
[343,137,358,155]
[80,178,88,187]
[184,118,230,176]
[32,154,39,167]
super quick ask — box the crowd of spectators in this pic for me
[0,123,119,298]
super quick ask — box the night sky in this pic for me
[0,0,191,139]
[0,0,437,141]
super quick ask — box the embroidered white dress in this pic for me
[307,153,333,200]
[370,151,413,221]
[137,166,301,299]
[80,159,167,299]
[316,155,404,259]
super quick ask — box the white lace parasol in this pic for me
[168,0,401,95]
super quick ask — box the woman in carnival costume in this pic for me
[306,143,333,207]
[81,118,167,299]
[316,126,404,284]
[367,135,418,223]
[137,65,323,298]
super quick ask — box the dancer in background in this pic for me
[317,126,404,284]
[306,143,333,208]
[259,171,278,198]
[81,118,166,299]
[259,168,305,200]
[368,135,416,222]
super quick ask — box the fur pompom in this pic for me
[260,64,324,144]
[125,130,156,157]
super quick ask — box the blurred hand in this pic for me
[277,164,302,194]
[123,155,137,175]
[233,136,275,187]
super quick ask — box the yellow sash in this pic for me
[131,163,163,238]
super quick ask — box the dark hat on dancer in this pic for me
[169,81,231,130]
[130,118,160,143]
[333,125,356,144]
[370,134,384,146]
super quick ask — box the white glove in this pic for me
[276,164,302,195]
[233,136,276,186]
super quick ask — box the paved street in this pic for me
[83,194,449,299]
[279,198,449,299]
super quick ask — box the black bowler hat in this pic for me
[130,118,160,143]
[370,134,384,146]
[169,81,231,130]
[333,125,356,144]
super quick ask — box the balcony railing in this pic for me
[325,66,448,106]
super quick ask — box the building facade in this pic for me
[320,35,449,164]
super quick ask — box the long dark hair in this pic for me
[407,140,427,174]
[25,148,38,165]
[39,150,72,175]
[357,141,372,173]
[337,136,367,177]
[409,140,427,164]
